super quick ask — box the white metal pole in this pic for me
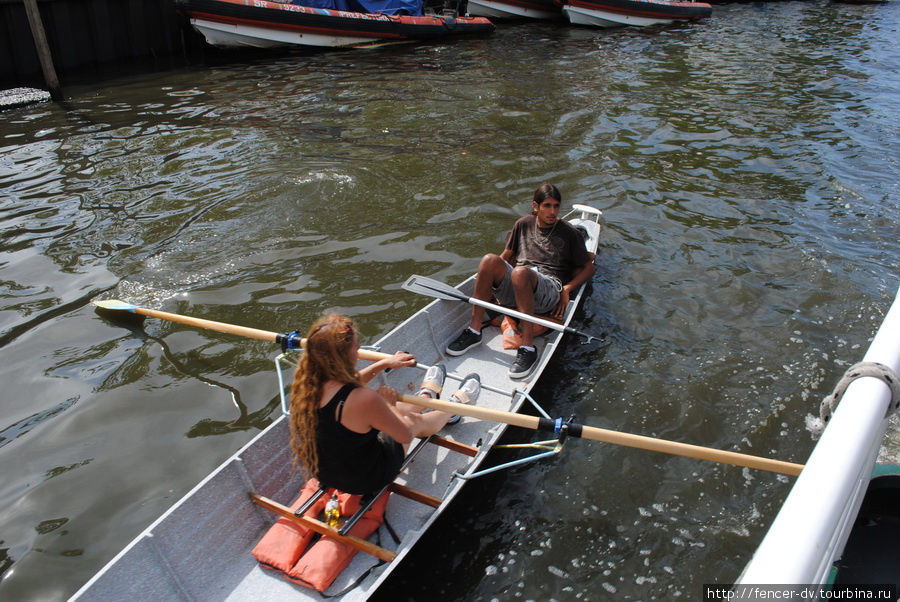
[738,285,900,585]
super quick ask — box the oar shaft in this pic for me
[126,306,395,364]
[130,306,282,344]
[576,424,804,477]
[465,296,572,335]
[404,275,593,339]
[125,304,515,394]
[402,394,541,429]
[399,394,804,477]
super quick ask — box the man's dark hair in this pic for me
[532,183,562,205]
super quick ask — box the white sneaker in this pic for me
[417,364,446,398]
[447,373,480,425]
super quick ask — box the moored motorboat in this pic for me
[558,0,711,27]
[466,0,561,20]
[175,0,495,49]
[72,204,603,600]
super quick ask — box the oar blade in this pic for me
[93,299,139,313]
[402,275,468,302]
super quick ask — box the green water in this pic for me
[1,4,898,599]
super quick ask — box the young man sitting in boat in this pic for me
[446,183,595,379]
[291,313,481,495]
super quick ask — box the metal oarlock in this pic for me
[452,391,569,481]
[452,439,565,481]
[515,389,553,420]
[276,352,296,416]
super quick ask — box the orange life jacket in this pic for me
[491,315,551,349]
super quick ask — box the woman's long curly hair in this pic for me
[289,313,362,478]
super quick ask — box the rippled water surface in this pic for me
[1,3,899,599]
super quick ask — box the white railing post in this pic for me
[738,286,900,585]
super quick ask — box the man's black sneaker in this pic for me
[508,346,539,379]
[446,328,482,356]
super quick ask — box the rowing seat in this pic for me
[251,480,391,591]
[250,434,477,592]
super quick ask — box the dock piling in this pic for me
[23,0,62,100]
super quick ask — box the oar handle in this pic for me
[401,393,541,430]
[399,394,804,477]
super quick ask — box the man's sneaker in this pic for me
[446,328,482,356]
[446,373,481,425]
[508,346,539,379]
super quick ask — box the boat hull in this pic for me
[177,0,495,48]
[738,287,900,585]
[561,0,711,27]
[466,0,560,20]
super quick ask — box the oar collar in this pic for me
[538,415,583,441]
[278,331,304,352]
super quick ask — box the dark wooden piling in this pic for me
[22,0,61,99]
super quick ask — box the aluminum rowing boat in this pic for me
[71,204,603,601]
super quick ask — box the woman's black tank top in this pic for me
[315,383,402,494]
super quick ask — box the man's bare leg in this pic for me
[468,253,509,332]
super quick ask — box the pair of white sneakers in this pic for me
[417,364,480,425]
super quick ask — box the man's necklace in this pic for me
[535,218,558,247]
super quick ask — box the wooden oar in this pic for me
[93,299,515,396]
[93,299,390,363]
[402,275,604,343]
[94,299,800,475]
[399,393,805,477]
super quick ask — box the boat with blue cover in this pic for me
[176,0,495,49]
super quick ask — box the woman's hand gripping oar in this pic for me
[399,394,805,477]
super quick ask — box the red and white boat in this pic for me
[176,0,494,49]
[466,0,561,20]
[467,0,710,27]
[558,0,711,27]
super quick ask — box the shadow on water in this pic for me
[91,310,282,436]
[154,333,282,438]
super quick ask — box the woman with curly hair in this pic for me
[290,313,480,495]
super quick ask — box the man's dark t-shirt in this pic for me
[505,215,591,284]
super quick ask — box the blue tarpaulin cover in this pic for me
[292,0,423,15]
